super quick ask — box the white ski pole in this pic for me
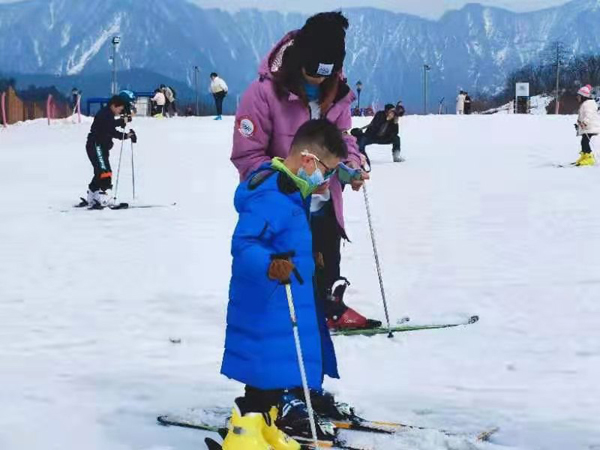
[113,130,126,202]
[362,183,394,338]
[130,139,136,199]
[282,277,320,449]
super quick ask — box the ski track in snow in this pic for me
[0,115,599,450]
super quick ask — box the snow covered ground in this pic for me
[1,114,599,450]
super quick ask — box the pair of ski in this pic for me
[158,409,498,450]
[73,198,176,211]
[75,198,131,210]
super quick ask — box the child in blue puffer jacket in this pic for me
[220,119,347,450]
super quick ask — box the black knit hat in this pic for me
[294,12,348,78]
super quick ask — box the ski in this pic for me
[72,198,129,210]
[70,201,175,211]
[158,410,497,447]
[204,438,222,450]
[330,417,498,442]
[331,315,479,337]
[329,316,409,333]
[109,203,129,210]
[158,416,366,450]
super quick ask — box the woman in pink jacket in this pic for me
[231,12,381,334]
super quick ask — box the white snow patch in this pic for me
[48,1,55,30]
[0,116,599,450]
[61,24,71,48]
[32,39,43,67]
[529,95,553,115]
[483,9,494,37]
[66,15,122,75]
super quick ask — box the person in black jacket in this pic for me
[464,92,472,115]
[83,95,136,208]
[351,104,401,167]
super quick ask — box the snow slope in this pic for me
[0,115,599,450]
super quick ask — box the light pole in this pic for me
[111,36,121,95]
[554,42,563,115]
[194,66,200,115]
[423,64,431,115]
[356,80,363,115]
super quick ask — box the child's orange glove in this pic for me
[268,258,295,283]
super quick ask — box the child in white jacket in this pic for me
[574,84,600,166]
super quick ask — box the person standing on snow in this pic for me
[573,84,600,166]
[151,88,166,117]
[71,87,81,115]
[221,119,347,450]
[464,92,472,115]
[81,95,136,208]
[456,90,466,115]
[210,72,228,120]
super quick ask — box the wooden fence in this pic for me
[1,87,70,126]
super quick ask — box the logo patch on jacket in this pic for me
[238,116,256,138]
[316,63,334,76]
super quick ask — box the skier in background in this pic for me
[71,87,81,115]
[573,84,600,166]
[456,90,466,114]
[81,95,136,208]
[210,72,228,120]
[464,92,472,115]
[221,119,347,450]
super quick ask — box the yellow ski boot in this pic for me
[575,152,595,166]
[262,407,301,450]
[222,407,274,450]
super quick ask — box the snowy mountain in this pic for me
[2,0,600,109]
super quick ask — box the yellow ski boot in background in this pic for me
[575,152,595,166]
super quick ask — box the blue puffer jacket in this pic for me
[221,164,339,390]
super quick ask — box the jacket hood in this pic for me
[258,31,298,79]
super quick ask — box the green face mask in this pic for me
[271,158,320,198]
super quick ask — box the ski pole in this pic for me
[362,183,394,338]
[130,140,136,199]
[281,271,320,449]
[113,130,126,202]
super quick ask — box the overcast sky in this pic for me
[0,0,573,19]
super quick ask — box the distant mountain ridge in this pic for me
[1,0,600,110]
